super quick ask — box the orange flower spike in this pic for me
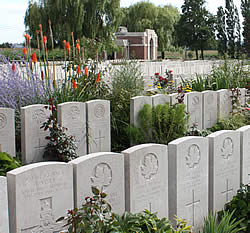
[23,48,27,56]
[66,42,70,56]
[84,67,88,78]
[53,80,56,88]
[96,73,100,83]
[77,65,81,75]
[12,64,16,72]
[31,52,37,64]
[43,36,47,49]
[76,43,80,55]
[72,80,77,89]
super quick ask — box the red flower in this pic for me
[43,36,47,49]
[31,52,37,64]
[72,80,77,89]
[170,70,173,73]
[159,76,164,81]
[23,48,27,55]
[66,42,70,56]
[84,67,88,78]
[155,73,159,75]
[12,64,16,72]
[24,34,31,46]
[77,65,80,75]
[76,43,80,55]
[96,73,100,83]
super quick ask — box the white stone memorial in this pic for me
[130,96,152,127]
[86,100,110,153]
[7,162,73,233]
[0,176,9,233]
[187,92,203,130]
[217,89,231,119]
[57,102,87,156]
[202,91,217,129]
[21,104,50,164]
[237,125,250,184]
[70,152,125,215]
[0,108,15,156]
[151,94,170,106]
[168,136,209,232]
[122,143,168,218]
[207,130,240,212]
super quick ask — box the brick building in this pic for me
[114,27,158,60]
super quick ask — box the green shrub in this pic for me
[203,210,246,233]
[219,184,250,232]
[130,103,189,145]
[0,152,22,176]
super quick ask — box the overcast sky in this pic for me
[0,0,242,44]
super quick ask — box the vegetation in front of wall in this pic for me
[129,103,189,145]
[58,186,193,233]
[181,60,250,92]
[109,60,144,152]
[0,152,22,176]
[218,184,250,233]
[203,210,246,233]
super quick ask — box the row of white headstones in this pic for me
[0,88,246,165]
[1,126,250,233]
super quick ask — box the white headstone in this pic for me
[0,176,9,233]
[130,96,152,127]
[217,89,231,119]
[238,88,246,106]
[237,125,250,184]
[187,92,203,130]
[86,100,110,153]
[122,143,168,218]
[202,91,218,129]
[7,162,73,233]
[0,108,15,156]
[207,130,240,212]
[21,104,50,164]
[151,94,170,106]
[168,136,209,232]
[70,152,125,215]
[169,93,187,108]
[57,102,87,156]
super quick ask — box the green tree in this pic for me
[175,0,215,60]
[241,0,250,58]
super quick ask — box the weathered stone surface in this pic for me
[86,100,110,153]
[7,162,73,233]
[57,102,87,156]
[202,91,217,129]
[70,152,125,215]
[207,130,241,212]
[0,176,9,233]
[0,108,15,156]
[237,125,250,184]
[21,104,50,164]
[151,94,170,106]
[217,89,231,119]
[168,136,209,232]
[122,143,168,218]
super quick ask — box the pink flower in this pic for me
[245,107,250,111]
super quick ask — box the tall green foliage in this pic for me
[241,0,250,58]
[175,0,215,60]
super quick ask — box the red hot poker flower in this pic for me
[72,80,77,89]
[84,67,88,78]
[76,43,80,55]
[96,73,100,83]
[66,42,70,56]
[31,52,37,64]
[77,65,80,75]
[12,64,16,72]
[23,48,27,56]
[43,36,47,48]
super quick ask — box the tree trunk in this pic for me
[195,50,199,60]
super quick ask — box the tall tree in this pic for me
[175,0,215,60]
[241,0,250,58]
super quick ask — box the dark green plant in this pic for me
[130,103,189,145]
[203,210,246,233]
[41,99,78,162]
[0,152,22,176]
[219,184,250,232]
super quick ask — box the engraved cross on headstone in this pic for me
[221,179,233,202]
[186,189,200,226]
[95,130,105,151]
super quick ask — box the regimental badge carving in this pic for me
[21,197,65,233]
[69,106,80,120]
[0,113,7,129]
[94,104,105,119]
[141,153,159,180]
[32,109,47,124]
[186,144,201,168]
[207,94,214,105]
[221,137,233,159]
[192,96,200,105]
[91,163,112,190]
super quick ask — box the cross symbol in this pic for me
[221,179,233,202]
[95,130,105,151]
[186,190,200,226]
